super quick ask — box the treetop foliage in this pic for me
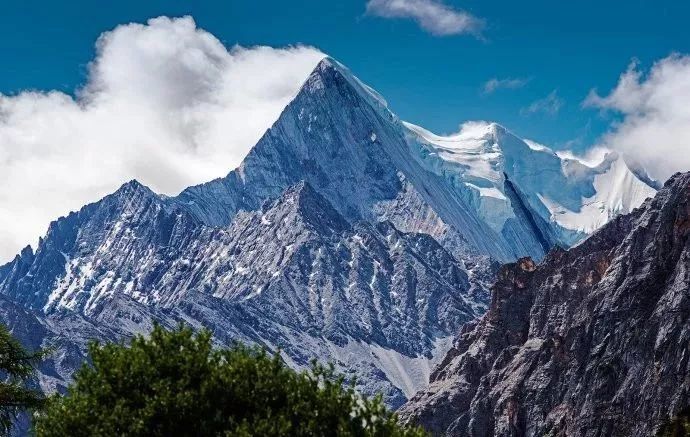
[0,324,46,436]
[34,324,427,437]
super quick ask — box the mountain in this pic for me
[398,172,690,436]
[0,57,655,410]
[174,58,655,263]
[0,180,492,407]
[403,122,656,249]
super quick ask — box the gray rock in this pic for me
[399,172,690,436]
[0,180,491,410]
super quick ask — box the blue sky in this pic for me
[2,0,690,261]
[2,0,689,150]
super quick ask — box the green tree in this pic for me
[34,325,426,437]
[0,324,46,435]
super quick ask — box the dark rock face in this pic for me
[399,172,690,436]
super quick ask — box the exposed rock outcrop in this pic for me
[399,172,690,436]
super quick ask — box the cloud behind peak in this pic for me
[0,16,325,261]
[584,54,690,183]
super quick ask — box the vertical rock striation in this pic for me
[399,172,690,436]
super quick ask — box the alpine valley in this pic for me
[0,58,657,418]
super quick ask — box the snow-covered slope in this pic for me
[403,120,656,248]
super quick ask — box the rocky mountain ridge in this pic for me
[0,180,494,406]
[173,58,654,263]
[399,172,690,436]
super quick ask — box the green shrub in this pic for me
[34,324,426,437]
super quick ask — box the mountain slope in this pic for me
[174,58,500,261]
[403,121,657,249]
[0,180,491,407]
[399,172,690,436]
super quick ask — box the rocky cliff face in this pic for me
[399,172,690,436]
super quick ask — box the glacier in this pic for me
[403,120,656,249]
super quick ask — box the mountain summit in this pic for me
[175,57,654,262]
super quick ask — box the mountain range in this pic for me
[0,58,656,412]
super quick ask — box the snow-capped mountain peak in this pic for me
[307,57,391,111]
[403,119,656,247]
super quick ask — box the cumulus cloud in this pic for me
[366,0,484,37]
[521,90,563,116]
[584,54,690,183]
[483,77,529,94]
[0,16,325,261]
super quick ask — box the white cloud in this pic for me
[0,16,325,262]
[483,77,529,94]
[366,0,484,37]
[584,54,690,183]
[555,147,611,168]
[521,90,563,116]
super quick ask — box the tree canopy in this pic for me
[0,324,45,435]
[34,324,426,436]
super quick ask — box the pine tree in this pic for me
[0,324,46,435]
